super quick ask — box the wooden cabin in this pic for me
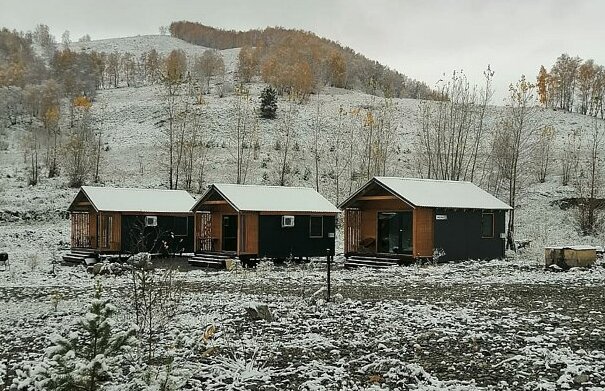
[340,177,511,262]
[191,184,340,262]
[66,186,196,259]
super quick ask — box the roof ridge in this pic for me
[213,183,315,190]
[375,176,472,184]
[83,185,190,193]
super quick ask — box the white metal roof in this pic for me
[199,184,340,213]
[79,186,196,213]
[346,177,511,210]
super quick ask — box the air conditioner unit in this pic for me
[145,216,158,227]
[281,215,295,227]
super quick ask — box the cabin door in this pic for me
[377,212,412,254]
[222,215,238,252]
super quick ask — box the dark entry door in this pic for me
[377,212,412,254]
[222,215,238,252]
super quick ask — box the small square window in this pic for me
[310,216,323,238]
[482,213,494,238]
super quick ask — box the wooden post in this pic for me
[326,248,332,302]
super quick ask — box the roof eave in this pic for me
[191,184,240,212]
[67,187,100,213]
[339,177,418,210]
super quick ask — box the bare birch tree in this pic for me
[533,125,556,183]
[416,68,493,181]
[494,75,538,250]
[231,86,257,184]
[276,100,296,186]
[328,105,350,204]
[574,119,604,235]
[311,92,324,191]
[561,129,581,186]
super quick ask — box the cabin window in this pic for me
[310,216,324,238]
[481,213,494,238]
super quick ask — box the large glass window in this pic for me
[482,213,494,238]
[377,212,412,254]
[310,216,324,238]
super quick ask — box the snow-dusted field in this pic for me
[2,34,605,390]
[1,256,604,390]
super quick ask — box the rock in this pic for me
[573,374,589,385]
[128,253,153,269]
[333,293,344,303]
[91,263,104,275]
[245,302,273,322]
[225,259,235,271]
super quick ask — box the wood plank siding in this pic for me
[240,212,259,255]
[344,209,361,254]
[412,207,434,257]
[97,212,121,252]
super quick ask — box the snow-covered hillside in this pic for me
[1,34,604,259]
[69,34,240,77]
[70,35,211,56]
[2,33,605,390]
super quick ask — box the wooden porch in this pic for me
[70,210,121,252]
[194,209,259,257]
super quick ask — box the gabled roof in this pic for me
[69,186,196,213]
[339,177,512,210]
[193,184,340,213]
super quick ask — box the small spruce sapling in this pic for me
[26,281,136,390]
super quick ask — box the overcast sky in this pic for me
[2,0,604,102]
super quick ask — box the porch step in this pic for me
[344,255,400,269]
[62,250,98,265]
[188,252,236,269]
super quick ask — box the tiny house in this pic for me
[340,177,511,262]
[191,184,340,262]
[66,186,196,258]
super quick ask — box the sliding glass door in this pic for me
[377,212,412,254]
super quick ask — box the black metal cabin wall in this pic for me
[433,209,505,261]
[258,215,336,258]
[121,215,194,254]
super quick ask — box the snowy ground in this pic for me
[1,256,604,390]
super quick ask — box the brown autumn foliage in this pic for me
[539,53,605,118]
[169,21,437,99]
[0,28,48,87]
[164,49,188,84]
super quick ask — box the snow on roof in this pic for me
[346,177,511,210]
[199,184,340,213]
[78,186,195,213]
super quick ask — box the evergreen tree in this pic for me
[26,281,136,390]
[259,86,277,119]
